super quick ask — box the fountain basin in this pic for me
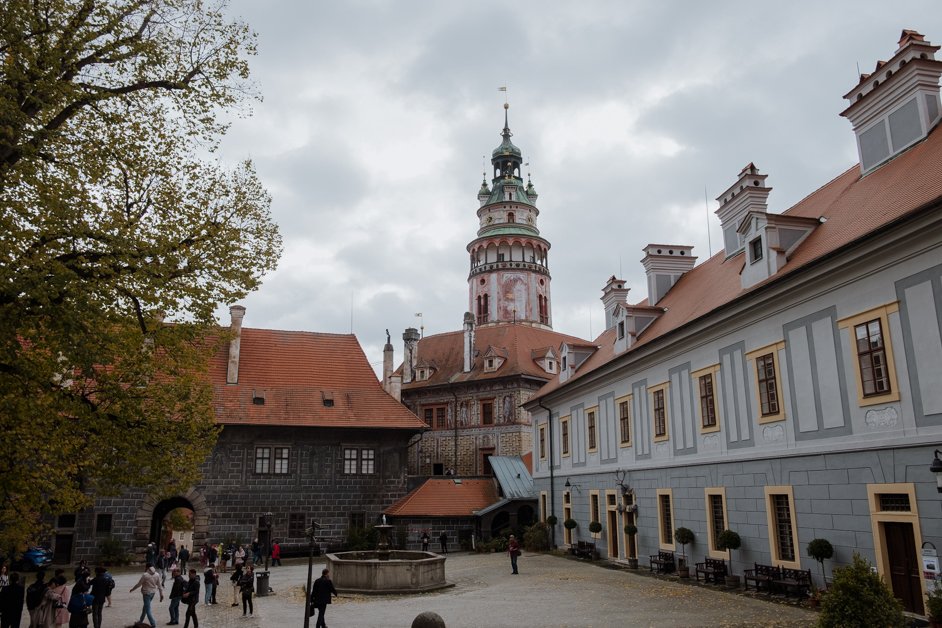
[327,550,451,594]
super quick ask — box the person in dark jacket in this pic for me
[67,580,90,628]
[310,568,338,628]
[167,568,185,626]
[0,571,25,628]
[181,569,199,628]
[178,547,190,572]
[88,567,111,628]
[238,565,254,616]
[438,531,448,554]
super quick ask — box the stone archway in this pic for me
[133,487,209,558]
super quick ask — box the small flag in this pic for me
[497,86,507,92]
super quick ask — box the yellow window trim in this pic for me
[560,415,571,458]
[615,394,633,448]
[691,365,722,434]
[589,489,601,527]
[746,342,787,424]
[837,303,901,406]
[540,491,548,522]
[656,488,675,551]
[704,487,730,559]
[763,485,801,569]
[649,382,670,442]
[586,406,599,453]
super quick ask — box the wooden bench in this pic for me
[694,557,728,583]
[744,563,778,594]
[648,550,675,574]
[773,567,813,598]
[569,541,598,560]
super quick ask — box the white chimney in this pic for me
[463,312,475,373]
[402,327,420,384]
[641,245,696,305]
[715,163,771,258]
[600,276,630,330]
[841,30,942,174]
[388,374,402,402]
[227,305,246,385]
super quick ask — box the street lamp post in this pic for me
[303,520,322,628]
[263,511,273,571]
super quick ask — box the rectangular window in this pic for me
[273,447,290,474]
[699,373,717,428]
[855,319,891,397]
[481,400,494,425]
[349,512,366,529]
[756,354,779,416]
[750,236,763,263]
[288,513,306,538]
[538,424,547,460]
[590,491,601,525]
[255,447,271,474]
[360,449,375,474]
[764,486,799,568]
[563,492,573,545]
[878,493,912,512]
[343,448,358,474]
[617,320,625,339]
[561,417,570,457]
[618,398,631,446]
[704,488,728,558]
[657,491,674,548]
[423,405,448,429]
[57,514,76,528]
[652,388,667,439]
[586,409,598,452]
[540,492,547,522]
[95,514,112,537]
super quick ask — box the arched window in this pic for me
[507,212,515,223]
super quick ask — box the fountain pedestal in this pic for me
[375,524,393,560]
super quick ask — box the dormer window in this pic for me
[416,368,429,381]
[749,237,763,263]
[562,355,567,370]
[546,360,555,373]
[485,358,496,372]
[617,320,625,340]
[322,391,334,407]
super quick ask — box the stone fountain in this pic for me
[327,516,450,594]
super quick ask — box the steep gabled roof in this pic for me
[400,324,590,389]
[533,123,942,401]
[383,479,499,517]
[211,328,426,430]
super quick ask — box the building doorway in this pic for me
[52,534,73,564]
[150,497,195,548]
[884,522,923,614]
[480,448,494,475]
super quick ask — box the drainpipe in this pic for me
[538,399,556,549]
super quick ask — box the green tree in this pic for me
[818,553,905,628]
[0,0,282,552]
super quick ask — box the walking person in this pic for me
[251,539,260,565]
[508,534,521,574]
[421,531,430,552]
[66,580,90,628]
[88,567,111,628]
[24,571,45,628]
[233,546,245,569]
[129,564,163,628]
[0,571,25,628]
[229,565,242,607]
[181,569,199,628]
[178,546,189,573]
[156,552,167,586]
[310,568,338,628]
[270,541,281,567]
[238,565,254,616]
[438,531,448,554]
[167,568,184,626]
[202,566,214,606]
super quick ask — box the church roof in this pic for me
[531,122,942,402]
[400,323,590,389]
[211,328,426,430]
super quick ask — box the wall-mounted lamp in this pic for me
[930,449,942,493]
[564,477,582,493]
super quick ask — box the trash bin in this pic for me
[255,571,270,597]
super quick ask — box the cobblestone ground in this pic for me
[17,552,817,627]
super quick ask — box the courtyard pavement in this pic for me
[17,552,817,627]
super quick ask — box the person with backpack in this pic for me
[25,572,45,628]
[180,569,199,628]
[0,571,25,628]
[87,568,110,628]
[238,565,254,616]
[66,580,91,628]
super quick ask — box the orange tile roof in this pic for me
[534,125,942,400]
[401,324,590,389]
[521,451,533,474]
[211,328,426,430]
[383,479,499,517]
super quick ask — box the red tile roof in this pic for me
[211,328,426,430]
[383,479,499,517]
[533,124,942,400]
[401,324,590,389]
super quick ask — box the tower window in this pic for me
[507,212,515,223]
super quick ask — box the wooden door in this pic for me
[607,510,619,558]
[884,521,923,615]
[53,534,73,564]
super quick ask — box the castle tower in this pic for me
[467,104,552,329]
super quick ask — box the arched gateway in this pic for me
[133,488,209,557]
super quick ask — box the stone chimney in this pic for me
[402,327,421,384]
[463,312,475,373]
[382,329,394,392]
[226,305,246,385]
[600,276,630,330]
[387,374,402,402]
[715,163,771,257]
[841,30,942,174]
[641,245,696,305]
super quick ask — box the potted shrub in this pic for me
[818,553,903,627]
[624,524,639,569]
[716,529,742,588]
[927,585,942,628]
[588,521,603,539]
[545,514,558,526]
[806,538,834,590]
[674,527,695,577]
[563,518,578,531]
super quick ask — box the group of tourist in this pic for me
[0,560,116,628]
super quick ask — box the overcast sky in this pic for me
[215,1,941,373]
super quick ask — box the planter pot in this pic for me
[677,567,690,579]
[724,575,741,588]
[627,558,639,570]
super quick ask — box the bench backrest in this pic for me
[780,567,811,582]
[754,563,780,577]
[658,551,674,561]
[704,558,725,568]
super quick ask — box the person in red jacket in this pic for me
[270,541,281,567]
